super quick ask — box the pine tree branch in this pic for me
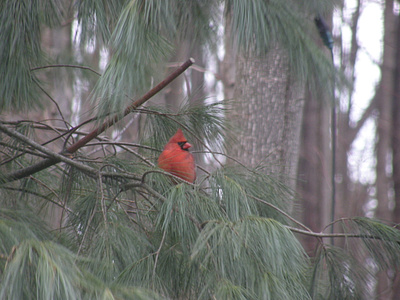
[0,59,194,184]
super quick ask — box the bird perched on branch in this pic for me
[158,129,196,183]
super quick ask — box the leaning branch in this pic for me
[0,59,194,184]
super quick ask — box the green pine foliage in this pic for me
[1,0,400,299]
[191,217,310,299]
[0,0,62,111]
[2,104,400,298]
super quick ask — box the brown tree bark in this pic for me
[227,47,305,194]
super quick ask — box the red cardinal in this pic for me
[158,129,196,183]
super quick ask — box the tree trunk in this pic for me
[297,86,331,254]
[376,0,396,221]
[228,47,305,193]
[220,8,236,102]
[376,0,396,298]
[335,0,361,228]
[164,41,191,110]
[390,10,400,300]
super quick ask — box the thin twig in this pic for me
[0,121,97,138]
[153,228,167,285]
[76,202,98,258]
[322,217,352,232]
[35,81,69,129]
[167,62,221,80]
[117,144,154,166]
[0,186,73,214]
[116,200,144,230]
[285,225,392,240]
[31,64,102,76]
[85,141,158,152]
[250,195,313,233]
[98,170,108,227]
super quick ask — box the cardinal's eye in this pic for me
[178,141,187,150]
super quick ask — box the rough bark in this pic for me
[228,46,305,192]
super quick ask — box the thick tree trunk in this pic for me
[228,47,305,192]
